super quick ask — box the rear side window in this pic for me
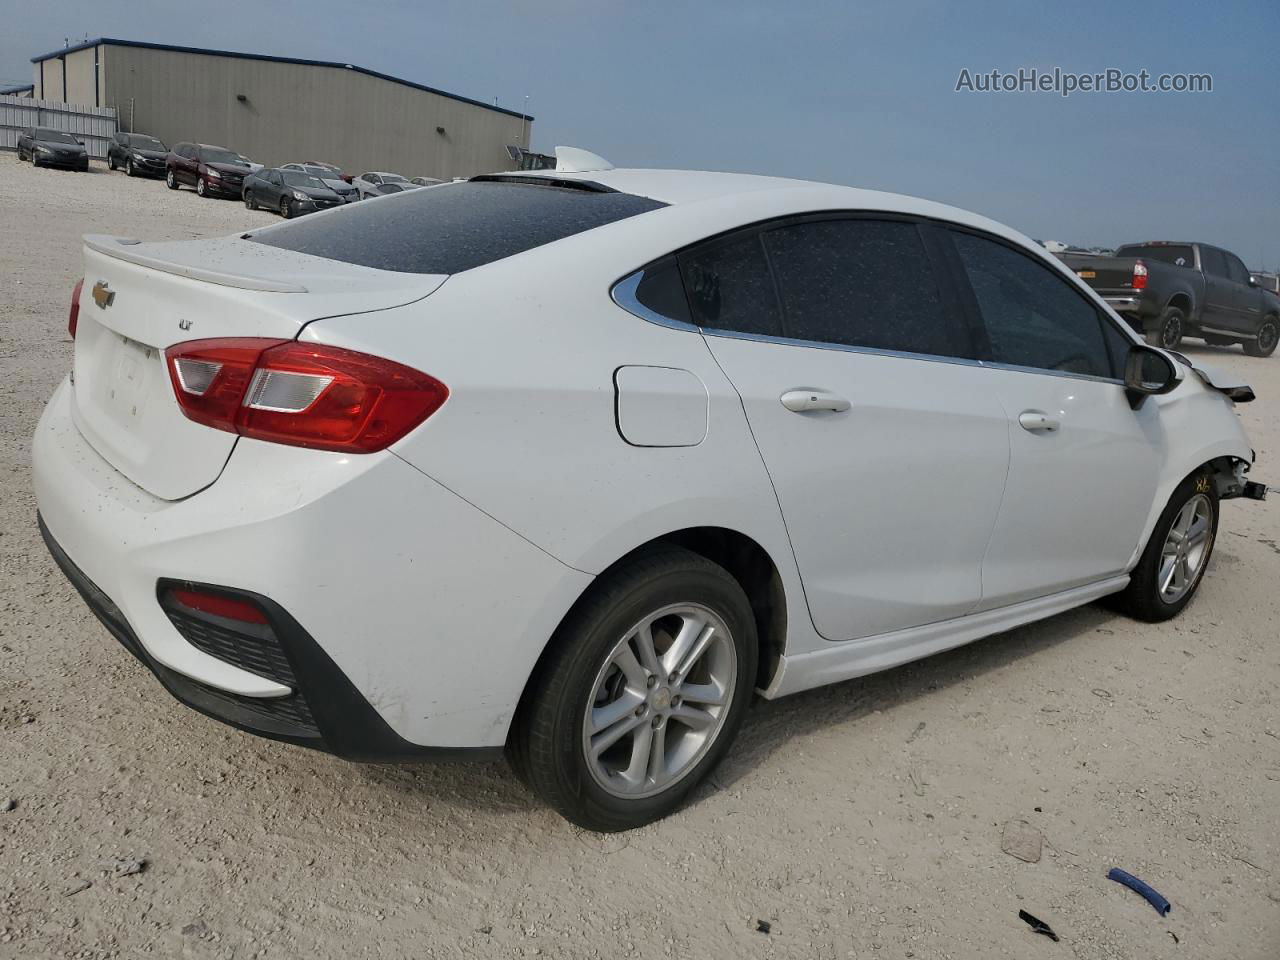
[679,232,782,337]
[248,180,666,275]
[953,231,1116,378]
[1198,246,1228,277]
[762,219,970,357]
[1116,244,1195,268]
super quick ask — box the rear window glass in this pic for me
[247,180,666,275]
[1116,244,1195,268]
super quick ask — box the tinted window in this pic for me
[249,180,666,275]
[199,146,243,165]
[1199,246,1228,277]
[762,219,970,357]
[679,232,782,337]
[1116,244,1195,268]
[35,129,78,144]
[953,231,1115,378]
[631,258,692,325]
[1224,254,1250,285]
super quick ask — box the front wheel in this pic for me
[196,178,208,197]
[108,154,117,171]
[1109,473,1218,622]
[1244,317,1279,358]
[279,196,293,219]
[244,191,256,210]
[126,159,135,177]
[509,545,757,832]
[1146,305,1185,350]
[165,169,178,190]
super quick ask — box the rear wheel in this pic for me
[509,545,757,832]
[1109,473,1218,622]
[1147,305,1185,350]
[165,169,178,190]
[279,196,293,219]
[1244,317,1279,358]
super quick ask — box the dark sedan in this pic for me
[16,127,89,171]
[107,132,168,178]
[243,168,345,218]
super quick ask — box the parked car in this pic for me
[165,142,252,199]
[15,127,89,170]
[410,176,443,187]
[300,161,352,183]
[106,132,168,178]
[1251,271,1280,297]
[1061,242,1280,356]
[34,167,1266,832]
[243,168,345,218]
[354,171,411,199]
[280,163,359,202]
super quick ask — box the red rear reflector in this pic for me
[1132,260,1148,290]
[165,338,448,453]
[170,588,268,625]
[68,278,83,339]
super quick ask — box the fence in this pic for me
[0,95,117,159]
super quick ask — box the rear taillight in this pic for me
[68,278,83,339]
[165,338,448,453]
[1132,260,1148,290]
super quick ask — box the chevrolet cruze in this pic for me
[34,156,1266,831]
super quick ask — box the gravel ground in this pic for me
[1,156,1277,960]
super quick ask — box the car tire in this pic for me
[126,159,135,177]
[1243,317,1279,358]
[244,191,256,210]
[279,197,292,219]
[1146,305,1185,350]
[196,178,208,198]
[108,154,116,171]
[508,544,757,832]
[166,170,178,190]
[1109,472,1219,623]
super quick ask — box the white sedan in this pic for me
[33,156,1265,831]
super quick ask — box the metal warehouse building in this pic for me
[29,38,532,179]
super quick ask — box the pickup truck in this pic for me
[1060,242,1280,357]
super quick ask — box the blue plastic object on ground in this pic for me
[1107,868,1172,915]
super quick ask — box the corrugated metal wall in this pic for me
[100,45,527,179]
[0,95,116,158]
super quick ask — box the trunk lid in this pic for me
[71,234,445,500]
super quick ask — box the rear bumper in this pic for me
[33,377,592,750]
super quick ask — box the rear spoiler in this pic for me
[84,234,309,294]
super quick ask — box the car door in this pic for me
[1198,246,1239,329]
[687,216,1010,641]
[944,228,1164,608]
[1223,252,1265,333]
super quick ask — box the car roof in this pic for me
[485,168,1035,249]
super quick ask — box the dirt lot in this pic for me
[1,156,1277,959]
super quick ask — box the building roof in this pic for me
[30,38,532,121]
[0,83,34,95]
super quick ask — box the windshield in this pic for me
[282,171,326,189]
[36,129,79,145]
[1116,244,1195,268]
[248,180,667,274]
[200,146,245,165]
[128,135,165,150]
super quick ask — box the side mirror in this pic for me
[1125,345,1181,409]
[1248,276,1258,287]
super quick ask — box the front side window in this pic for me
[952,231,1115,378]
[679,232,782,337]
[1224,254,1250,285]
[762,219,970,357]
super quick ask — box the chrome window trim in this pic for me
[610,269,701,333]
[611,269,1126,386]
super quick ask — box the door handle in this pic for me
[1018,411,1060,433]
[780,389,851,414]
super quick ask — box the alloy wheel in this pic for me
[1158,493,1212,603]
[581,603,737,799]
[1161,316,1183,349]
[1259,322,1278,354]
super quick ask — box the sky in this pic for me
[3,0,1277,268]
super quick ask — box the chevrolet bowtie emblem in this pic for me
[92,281,115,310]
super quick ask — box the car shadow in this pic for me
[346,601,1119,819]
